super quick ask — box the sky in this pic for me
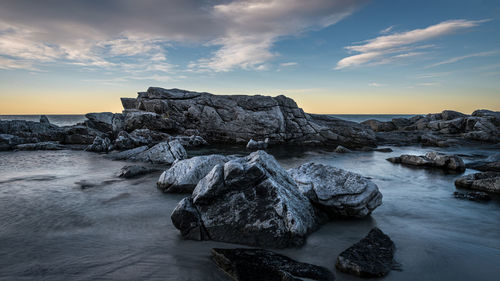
[0,0,499,114]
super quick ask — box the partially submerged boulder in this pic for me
[387,152,465,172]
[288,163,382,218]
[107,140,187,164]
[336,227,396,278]
[455,172,500,194]
[212,248,335,281]
[171,150,317,248]
[157,154,233,193]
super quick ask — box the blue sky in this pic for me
[0,0,499,114]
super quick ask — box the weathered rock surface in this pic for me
[334,145,352,153]
[212,248,335,281]
[107,140,187,164]
[118,87,376,148]
[15,141,65,151]
[171,150,317,248]
[172,135,208,147]
[0,119,64,143]
[466,153,500,172]
[84,112,115,133]
[374,147,393,153]
[336,227,396,278]
[455,172,500,194]
[288,163,382,218]
[453,191,491,202]
[113,129,171,150]
[246,138,269,150]
[118,165,159,178]
[387,152,465,171]
[157,154,233,193]
[85,136,111,153]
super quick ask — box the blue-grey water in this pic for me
[1,144,499,281]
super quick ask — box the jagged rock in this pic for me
[0,119,64,143]
[246,138,269,150]
[334,145,351,153]
[157,154,233,193]
[387,152,465,171]
[108,140,186,164]
[106,146,149,160]
[113,129,170,150]
[172,135,208,147]
[39,115,50,124]
[15,141,65,150]
[118,165,159,178]
[119,87,376,148]
[288,163,382,218]
[455,172,500,194]
[0,134,24,150]
[211,248,335,281]
[85,136,111,153]
[362,119,396,132]
[453,191,491,202]
[62,125,102,145]
[84,112,115,132]
[171,151,317,248]
[336,227,396,278]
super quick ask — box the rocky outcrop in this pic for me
[171,150,317,248]
[85,136,111,153]
[0,119,64,143]
[288,163,382,218]
[118,165,159,178]
[118,87,376,148]
[387,152,465,172]
[336,227,396,278]
[157,154,233,193]
[39,115,50,124]
[455,172,500,194]
[113,129,171,150]
[171,135,208,147]
[211,248,335,281]
[453,191,491,202]
[84,112,115,133]
[107,140,187,164]
[246,138,269,150]
[15,141,65,150]
[466,153,500,172]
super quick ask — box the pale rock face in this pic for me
[288,163,382,218]
[171,150,318,248]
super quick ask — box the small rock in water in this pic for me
[454,172,500,194]
[374,147,393,153]
[119,165,158,178]
[453,191,491,202]
[387,152,465,172]
[334,145,352,153]
[336,227,396,278]
[211,248,335,281]
[246,138,269,150]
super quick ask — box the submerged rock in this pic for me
[211,248,335,281]
[453,191,491,202]
[157,154,233,193]
[119,165,159,178]
[246,138,269,150]
[455,172,500,194]
[387,152,465,172]
[288,163,382,218]
[171,150,317,248]
[336,227,396,278]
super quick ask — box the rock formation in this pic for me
[118,165,159,178]
[387,152,465,171]
[455,172,500,194]
[107,140,187,164]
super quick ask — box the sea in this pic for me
[1,114,499,281]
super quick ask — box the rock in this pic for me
[172,135,208,147]
[85,136,111,153]
[15,141,65,150]
[246,138,269,150]
[374,147,393,152]
[171,150,317,248]
[130,140,187,164]
[455,172,500,194]
[114,129,170,150]
[84,112,115,132]
[288,163,382,218]
[118,165,159,178]
[441,110,467,121]
[118,87,376,148]
[0,119,64,143]
[0,134,24,150]
[466,161,500,172]
[336,227,396,278]
[106,146,149,160]
[39,115,50,124]
[387,152,465,171]
[334,145,352,153]
[211,248,335,281]
[362,119,396,132]
[453,191,491,202]
[157,154,233,193]
[62,125,102,145]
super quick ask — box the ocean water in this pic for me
[0,145,499,281]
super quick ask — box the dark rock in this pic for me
[334,145,351,153]
[85,136,111,153]
[246,138,269,150]
[110,140,186,164]
[123,110,174,132]
[336,227,396,278]
[288,163,382,218]
[171,150,317,248]
[453,191,491,202]
[362,119,396,132]
[172,135,208,147]
[455,172,500,194]
[387,152,465,171]
[39,115,50,124]
[466,161,500,172]
[374,147,393,152]
[84,112,115,133]
[114,129,171,150]
[118,165,159,178]
[15,142,65,150]
[212,248,335,281]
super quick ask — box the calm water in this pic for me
[0,145,499,281]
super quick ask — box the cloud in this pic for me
[426,51,496,68]
[369,82,385,87]
[335,19,487,70]
[380,25,394,34]
[280,62,298,67]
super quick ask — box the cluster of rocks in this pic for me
[387,152,465,172]
[169,150,383,248]
[363,109,500,146]
[455,172,500,194]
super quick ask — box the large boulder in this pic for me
[387,152,465,172]
[336,227,396,278]
[212,248,335,281]
[107,140,186,164]
[84,112,115,132]
[171,151,317,248]
[123,110,174,132]
[157,154,233,193]
[455,172,500,194]
[288,163,382,218]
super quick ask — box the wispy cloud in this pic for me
[426,50,496,68]
[280,62,298,67]
[380,25,394,34]
[335,19,487,70]
[369,82,385,87]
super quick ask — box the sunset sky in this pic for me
[0,0,499,114]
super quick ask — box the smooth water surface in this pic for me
[0,145,499,281]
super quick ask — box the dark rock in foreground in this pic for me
[119,165,159,178]
[455,172,500,194]
[212,248,335,281]
[288,163,382,218]
[453,191,491,202]
[171,150,317,248]
[387,152,465,172]
[336,227,396,278]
